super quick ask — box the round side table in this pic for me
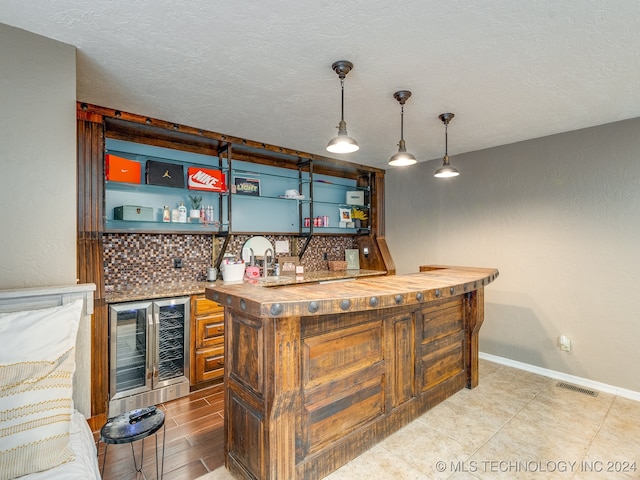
[100,407,165,479]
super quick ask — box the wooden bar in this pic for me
[206,266,498,480]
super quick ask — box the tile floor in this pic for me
[199,360,640,479]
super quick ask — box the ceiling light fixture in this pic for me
[326,60,359,154]
[434,113,460,178]
[388,90,417,167]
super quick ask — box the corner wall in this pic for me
[386,117,640,392]
[0,23,77,288]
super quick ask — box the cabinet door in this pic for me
[192,295,225,385]
[195,345,225,383]
[386,311,415,407]
[302,319,385,454]
[197,314,225,348]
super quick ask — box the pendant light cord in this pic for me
[444,122,448,157]
[340,78,345,122]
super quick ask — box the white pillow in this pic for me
[0,299,83,480]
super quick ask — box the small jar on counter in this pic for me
[207,266,217,281]
[162,205,171,222]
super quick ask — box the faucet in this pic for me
[263,248,273,277]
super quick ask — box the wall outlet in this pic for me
[174,258,183,268]
[323,252,328,260]
[559,335,571,352]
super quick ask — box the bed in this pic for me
[0,284,100,480]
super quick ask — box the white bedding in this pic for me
[17,411,101,480]
[0,284,98,480]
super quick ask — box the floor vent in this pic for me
[556,382,598,397]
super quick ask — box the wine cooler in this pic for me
[108,297,190,417]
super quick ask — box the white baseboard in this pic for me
[479,352,640,402]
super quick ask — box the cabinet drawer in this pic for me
[195,296,223,316]
[197,314,225,348]
[195,346,225,383]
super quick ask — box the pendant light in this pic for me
[326,60,359,154]
[434,113,460,178]
[388,90,417,167]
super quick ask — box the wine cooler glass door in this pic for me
[153,297,190,388]
[109,301,153,401]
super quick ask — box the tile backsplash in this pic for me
[103,233,357,290]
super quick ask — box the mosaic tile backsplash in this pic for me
[103,233,357,290]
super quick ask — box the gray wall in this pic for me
[386,117,640,393]
[0,23,77,289]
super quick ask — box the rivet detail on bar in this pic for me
[308,301,319,313]
[270,303,283,316]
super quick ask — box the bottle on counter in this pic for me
[162,205,171,222]
[178,201,187,223]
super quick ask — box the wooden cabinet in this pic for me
[223,302,472,480]
[210,266,498,480]
[191,295,225,386]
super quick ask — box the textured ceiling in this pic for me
[2,1,640,170]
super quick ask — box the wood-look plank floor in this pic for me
[95,384,224,480]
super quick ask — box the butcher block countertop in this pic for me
[206,265,499,318]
